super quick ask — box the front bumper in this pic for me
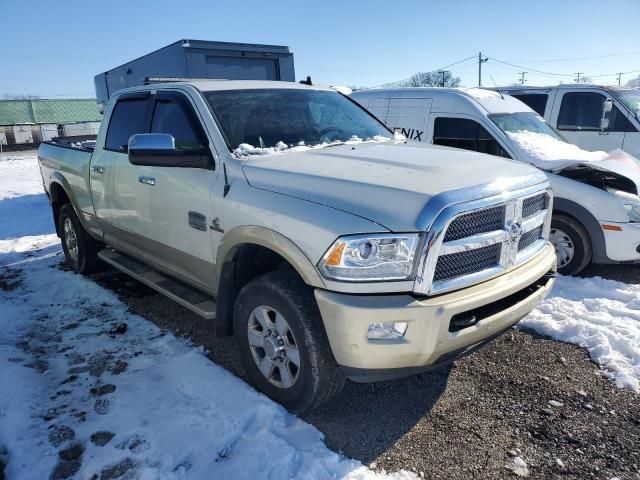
[602,221,640,262]
[315,243,556,382]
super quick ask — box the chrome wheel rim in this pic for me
[63,218,79,262]
[550,227,574,268]
[247,305,300,389]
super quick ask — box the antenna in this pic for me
[489,76,504,99]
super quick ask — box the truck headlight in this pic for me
[318,233,421,281]
[608,188,640,222]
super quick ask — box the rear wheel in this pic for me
[58,204,103,274]
[233,270,345,413]
[550,215,592,275]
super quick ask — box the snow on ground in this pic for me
[521,275,640,392]
[1,151,639,479]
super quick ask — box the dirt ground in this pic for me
[89,264,640,480]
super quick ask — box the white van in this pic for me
[497,84,640,159]
[351,87,640,275]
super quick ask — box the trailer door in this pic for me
[205,56,279,80]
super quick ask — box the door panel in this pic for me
[385,98,432,142]
[138,91,219,288]
[91,94,151,248]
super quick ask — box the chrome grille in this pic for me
[518,226,543,251]
[443,205,506,241]
[522,193,545,218]
[414,187,553,296]
[433,244,502,282]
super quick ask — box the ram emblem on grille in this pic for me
[508,222,523,244]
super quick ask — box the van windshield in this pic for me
[203,88,393,153]
[612,89,640,118]
[490,112,567,142]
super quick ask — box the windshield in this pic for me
[612,89,640,117]
[490,112,568,142]
[204,88,393,151]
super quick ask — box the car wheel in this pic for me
[550,215,592,275]
[233,270,345,413]
[58,204,103,274]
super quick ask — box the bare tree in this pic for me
[404,71,461,88]
[626,75,640,88]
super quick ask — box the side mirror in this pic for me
[128,133,211,168]
[600,98,613,131]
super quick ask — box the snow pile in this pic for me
[0,151,417,480]
[0,152,57,253]
[233,133,405,158]
[521,275,640,392]
[459,88,502,100]
[506,131,608,170]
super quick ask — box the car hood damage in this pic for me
[556,150,640,195]
[241,142,545,231]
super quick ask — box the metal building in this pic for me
[94,39,296,107]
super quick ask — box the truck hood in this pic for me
[241,142,542,231]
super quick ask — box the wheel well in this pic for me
[50,182,71,237]
[215,244,300,338]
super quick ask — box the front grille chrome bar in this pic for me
[413,185,553,296]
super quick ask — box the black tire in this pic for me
[550,214,592,276]
[233,270,346,413]
[58,204,103,274]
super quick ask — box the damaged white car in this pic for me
[352,87,640,274]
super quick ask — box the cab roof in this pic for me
[352,87,532,115]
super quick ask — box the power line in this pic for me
[373,56,476,88]
[499,50,640,64]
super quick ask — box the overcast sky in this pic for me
[2,0,640,97]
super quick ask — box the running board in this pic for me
[97,249,216,319]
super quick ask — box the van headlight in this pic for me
[608,188,640,222]
[318,233,421,281]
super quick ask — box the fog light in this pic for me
[367,322,408,340]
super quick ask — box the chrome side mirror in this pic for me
[600,98,613,131]
[128,133,211,169]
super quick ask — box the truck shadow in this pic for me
[0,193,54,240]
[303,368,450,464]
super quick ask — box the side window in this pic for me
[512,94,548,116]
[433,117,510,158]
[150,97,207,151]
[105,97,149,151]
[557,92,633,132]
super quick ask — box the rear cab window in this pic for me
[433,117,510,158]
[512,94,548,117]
[105,96,150,152]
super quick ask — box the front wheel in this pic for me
[233,271,345,413]
[550,215,592,276]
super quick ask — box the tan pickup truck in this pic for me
[38,80,556,412]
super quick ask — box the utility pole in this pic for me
[478,52,488,87]
[617,72,623,86]
[437,70,449,87]
[518,72,527,85]
[575,72,583,84]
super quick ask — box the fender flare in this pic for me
[553,197,607,263]
[215,225,326,290]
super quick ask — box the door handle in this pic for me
[92,165,105,174]
[138,176,156,186]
